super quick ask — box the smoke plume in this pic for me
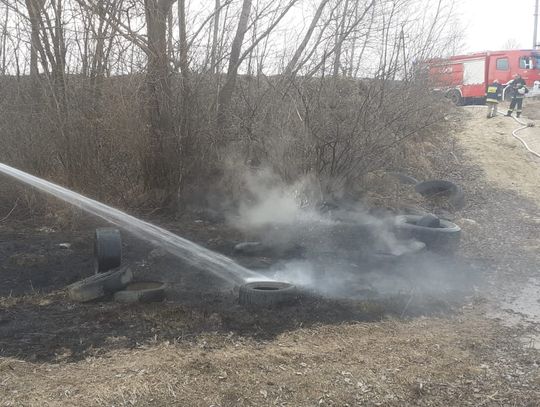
[231,168,479,301]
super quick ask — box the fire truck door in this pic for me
[463,59,485,84]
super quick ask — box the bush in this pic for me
[0,73,453,214]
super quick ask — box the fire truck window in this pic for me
[534,56,540,69]
[496,58,509,71]
[519,57,533,69]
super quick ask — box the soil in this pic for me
[2,105,540,406]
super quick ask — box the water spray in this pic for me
[0,163,261,285]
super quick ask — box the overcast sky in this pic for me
[460,0,536,52]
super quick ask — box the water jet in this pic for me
[0,163,261,285]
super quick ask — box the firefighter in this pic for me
[505,74,528,117]
[505,73,526,89]
[485,79,502,118]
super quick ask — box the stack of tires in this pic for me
[67,228,166,303]
[387,175,464,254]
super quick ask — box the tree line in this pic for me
[0,0,461,211]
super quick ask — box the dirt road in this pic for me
[1,107,540,406]
[456,106,540,331]
[458,106,540,204]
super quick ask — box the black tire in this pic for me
[67,266,133,302]
[416,214,441,228]
[415,180,465,210]
[114,281,166,303]
[394,215,461,253]
[387,172,420,185]
[448,90,463,106]
[94,228,122,273]
[239,281,298,308]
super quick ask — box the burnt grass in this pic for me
[0,205,482,364]
[0,214,466,363]
[0,290,457,363]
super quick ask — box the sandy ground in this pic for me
[2,105,540,406]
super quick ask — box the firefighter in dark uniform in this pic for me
[505,74,528,118]
[485,79,502,118]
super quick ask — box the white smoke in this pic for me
[234,168,331,229]
[229,168,477,301]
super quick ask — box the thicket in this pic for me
[0,0,461,214]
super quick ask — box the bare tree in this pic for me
[216,0,252,126]
[284,0,329,76]
[0,3,9,74]
[210,0,221,74]
[25,0,44,77]
[0,0,463,210]
[178,0,188,77]
[143,0,177,190]
[217,0,298,125]
[333,0,349,77]
[503,38,521,50]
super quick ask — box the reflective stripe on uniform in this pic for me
[486,98,499,103]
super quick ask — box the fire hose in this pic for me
[503,114,540,159]
[464,105,540,159]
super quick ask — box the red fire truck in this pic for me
[426,50,540,105]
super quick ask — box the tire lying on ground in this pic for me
[94,228,122,273]
[67,266,133,302]
[113,281,166,303]
[416,214,441,228]
[394,215,461,253]
[414,180,465,210]
[239,281,298,308]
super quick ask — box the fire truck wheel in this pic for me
[239,281,298,308]
[448,90,463,106]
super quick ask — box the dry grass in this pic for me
[1,312,539,407]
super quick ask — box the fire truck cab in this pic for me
[426,50,540,105]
